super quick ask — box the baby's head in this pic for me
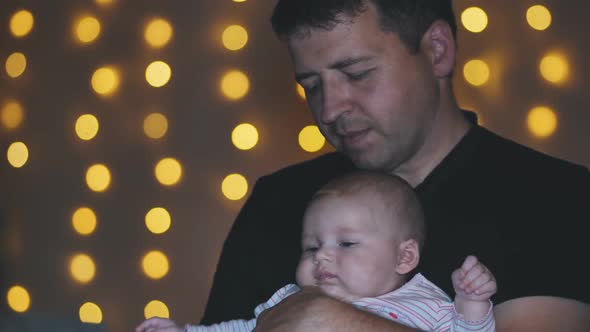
[296,171,425,301]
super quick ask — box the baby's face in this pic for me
[296,192,405,301]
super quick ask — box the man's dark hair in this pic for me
[271,0,456,53]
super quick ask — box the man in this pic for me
[202,0,590,331]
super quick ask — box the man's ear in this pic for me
[420,20,456,78]
[395,239,420,275]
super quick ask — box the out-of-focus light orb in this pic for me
[1,101,24,130]
[7,285,31,313]
[86,164,111,192]
[463,59,490,86]
[75,16,101,44]
[222,25,248,51]
[527,106,557,138]
[79,302,103,324]
[142,251,169,279]
[72,207,97,236]
[145,61,172,88]
[7,142,29,168]
[232,123,259,150]
[143,113,168,139]
[221,173,248,201]
[233,0,247,2]
[75,114,100,141]
[155,158,182,186]
[95,0,113,5]
[221,70,249,100]
[461,7,488,33]
[91,66,120,96]
[145,18,173,48]
[540,53,569,84]
[70,254,96,283]
[299,125,326,153]
[10,10,34,38]
[527,5,552,31]
[296,83,306,100]
[6,52,27,78]
[145,207,171,234]
[144,300,170,319]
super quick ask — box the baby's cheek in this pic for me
[295,259,314,286]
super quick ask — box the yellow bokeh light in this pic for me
[145,207,171,234]
[461,7,488,33]
[143,113,168,139]
[70,254,96,283]
[221,70,250,100]
[296,83,306,100]
[155,158,183,186]
[539,53,569,84]
[232,123,259,150]
[75,114,100,141]
[299,125,326,153]
[75,16,101,43]
[95,0,114,5]
[79,302,103,324]
[463,59,490,87]
[527,106,557,138]
[142,251,169,280]
[86,164,111,192]
[72,207,97,236]
[221,173,248,201]
[91,66,120,96]
[6,52,27,78]
[144,300,170,319]
[10,10,34,38]
[527,5,552,31]
[222,25,249,51]
[7,142,29,168]
[233,0,247,2]
[1,101,24,130]
[7,285,31,313]
[145,18,173,48]
[145,61,172,88]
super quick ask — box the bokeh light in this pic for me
[75,114,100,141]
[7,285,31,313]
[75,16,101,43]
[145,61,172,88]
[7,141,29,168]
[539,53,569,84]
[145,207,171,234]
[232,123,259,150]
[10,10,34,38]
[296,83,306,100]
[86,164,111,192]
[1,101,24,130]
[461,7,488,33]
[143,113,168,139]
[527,106,558,138]
[91,66,120,96]
[155,158,183,186]
[144,18,173,48]
[6,52,27,78]
[72,207,97,236]
[142,251,169,279]
[221,70,249,100]
[222,25,248,51]
[95,0,113,5]
[463,59,490,86]
[298,126,326,153]
[221,173,248,201]
[144,300,170,319]
[527,5,552,31]
[79,302,103,324]
[70,254,96,284]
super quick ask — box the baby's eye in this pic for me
[303,246,318,253]
[339,241,357,248]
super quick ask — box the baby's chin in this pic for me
[318,285,361,302]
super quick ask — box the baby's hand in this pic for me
[135,317,183,332]
[452,255,497,302]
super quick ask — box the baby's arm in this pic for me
[451,255,497,322]
[135,317,183,332]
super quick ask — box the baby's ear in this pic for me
[395,239,420,275]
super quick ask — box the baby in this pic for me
[137,171,497,332]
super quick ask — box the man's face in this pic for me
[288,5,440,173]
[295,193,404,301]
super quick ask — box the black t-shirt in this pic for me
[200,123,590,324]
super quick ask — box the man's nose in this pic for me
[320,79,350,125]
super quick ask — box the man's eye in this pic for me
[340,241,357,248]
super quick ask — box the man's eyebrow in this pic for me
[295,56,374,82]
